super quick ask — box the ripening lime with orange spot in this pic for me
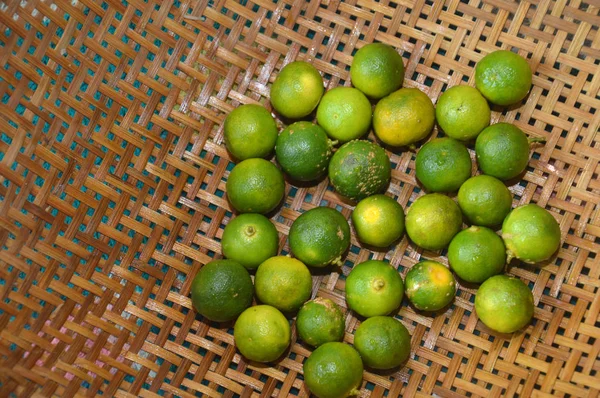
[404,260,456,311]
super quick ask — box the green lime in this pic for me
[234,305,291,362]
[405,193,463,250]
[270,61,324,119]
[415,137,472,192]
[255,256,312,312]
[316,87,372,142]
[223,104,278,161]
[190,259,253,322]
[457,175,513,227]
[275,121,335,181]
[351,194,405,247]
[475,50,532,106]
[475,123,531,181]
[502,204,561,264]
[405,260,456,311]
[475,275,534,333]
[303,342,363,398]
[226,158,285,214]
[447,226,506,283]
[373,88,435,147]
[221,213,279,270]
[328,140,391,202]
[350,42,405,99]
[345,260,404,318]
[435,85,490,141]
[289,207,351,268]
[353,316,411,369]
[296,297,345,347]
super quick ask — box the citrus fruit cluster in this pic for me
[188,44,562,397]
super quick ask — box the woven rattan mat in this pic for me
[1,0,599,397]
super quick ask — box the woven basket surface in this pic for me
[1,0,599,396]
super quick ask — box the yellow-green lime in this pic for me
[296,297,345,347]
[223,104,278,161]
[345,260,404,318]
[328,140,391,202]
[226,158,285,214]
[447,226,506,283]
[270,61,324,119]
[475,275,534,333]
[502,204,561,264]
[234,305,291,362]
[350,42,405,99]
[316,87,372,142]
[475,50,532,106]
[351,194,405,248]
[303,342,363,398]
[405,193,463,251]
[475,123,531,181]
[435,85,490,141]
[457,175,513,227]
[221,213,279,270]
[405,260,456,311]
[275,121,335,181]
[255,256,312,312]
[353,316,411,369]
[415,137,472,192]
[190,259,254,322]
[289,207,350,268]
[373,88,435,147]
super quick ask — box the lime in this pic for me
[351,194,405,247]
[345,260,404,318]
[502,204,561,264]
[270,61,324,119]
[303,342,363,398]
[234,305,291,362]
[223,104,278,161]
[289,207,351,268]
[190,259,254,322]
[457,175,513,227]
[415,137,472,192]
[447,226,506,283]
[255,256,312,312]
[475,275,534,333]
[373,88,435,147]
[405,193,463,251]
[353,316,411,369]
[221,213,279,270]
[296,297,345,347]
[316,87,372,142]
[328,140,391,202]
[275,121,335,181]
[405,260,456,311]
[475,123,531,181]
[350,42,405,99]
[475,50,532,106]
[435,85,490,141]
[226,158,285,214]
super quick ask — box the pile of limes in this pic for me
[189,43,561,398]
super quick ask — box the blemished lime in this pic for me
[404,260,456,311]
[296,298,345,347]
